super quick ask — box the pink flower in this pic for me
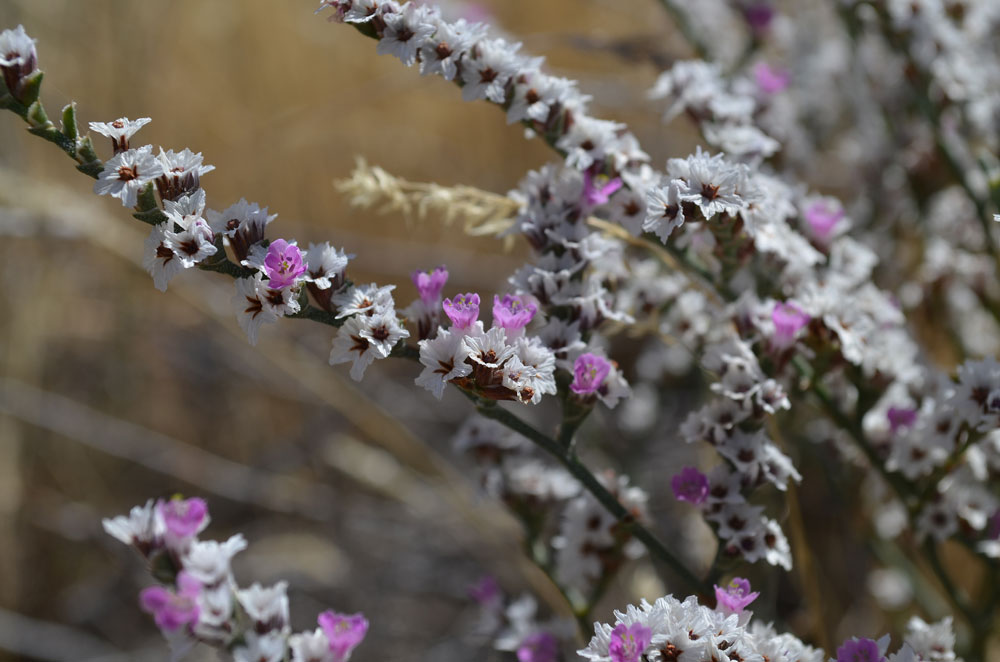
[583,170,624,208]
[468,575,501,605]
[744,4,775,34]
[754,62,790,94]
[608,622,651,662]
[570,353,612,395]
[443,292,480,330]
[318,610,369,662]
[772,301,810,349]
[804,200,845,241]
[836,638,884,662]
[159,497,209,540]
[887,406,918,433]
[412,266,449,305]
[493,294,537,334]
[517,632,559,662]
[671,467,709,505]
[714,577,760,614]
[263,239,308,289]
[139,571,201,632]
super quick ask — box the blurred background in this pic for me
[0,1,706,660]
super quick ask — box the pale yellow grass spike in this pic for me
[335,158,520,249]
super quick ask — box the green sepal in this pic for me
[135,182,160,212]
[133,208,169,226]
[61,102,78,141]
[17,70,44,107]
[75,134,103,179]
[148,549,179,585]
[25,100,50,128]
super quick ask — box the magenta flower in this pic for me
[318,610,369,662]
[139,571,201,632]
[443,292,481,330]
[744,3,775,34]
[887,406,918,433]
[412,266,449,304]
[772,301,810,349]
[493,294,538,334]
[571,353,612,395]
[263,239,308,289]
[517,632,559,662]
[583,170,624,208]
[468,575,501,605]
[754,62,790,95]
[714,577,760,614]
[836,638,884,662]
[671,467,709,505]
[805,200,845,240]
[159,497,209,540]
[608,622,652,662]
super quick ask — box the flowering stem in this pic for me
[469,397,712,599]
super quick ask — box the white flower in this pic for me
[233,632,286,662]
[233,275,282,345]
[502,336,557,404]
[102,499,162,549]
[330,311,408,381]
[419,18,483,80]
[332,283,396,318]
[88,117,151,152]
[182,534,247,586]
[163,220,217,268]
[461,38,525,104]
[464,326,515,369]
[94,145,164,208]
[143,224,186,292]
[155,148,215,200]
[0,25,37,71]
[343,0,381,23]
[643,182,685,242]
[415,326,473,399]
[556,116,622,171]
[237,582,290,632]
[289,629,334,662]
[305,242,352,290]
[668,147,749,218]
[377,4,438,67]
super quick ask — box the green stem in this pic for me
[471,398,712,599]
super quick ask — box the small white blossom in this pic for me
[94,145,164,208]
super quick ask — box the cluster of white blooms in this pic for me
[468,577,575,662]
[453,417,649,595]
[579,590,961,662]
[103,498,368,662]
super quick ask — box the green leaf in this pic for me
[133,208,169,226]
[61,102,78,141]
[17,70,44,106]
[26,100,50,128]
[135,181,159,212]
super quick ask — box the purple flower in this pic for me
[671,467,709,505]
[468,575,501,605]
[608,622,652,662]
[987,511,1000,539]
[887,406,918,434]
[318,610,369,662]
[570,353,612,395]
[805,200,845,241]
[443,292,481,330]
[493,294,537,334]
[714,577,760,614]
[754,62,790,95]
[517,632,559,662]
[139,571,201,632]
[159,497,209,540]
[836,638,884,662]
[743,4,775,33]
[772,301,810,349]
[263,239,308,289]
[583,170,624,208]
[412,266,449,304]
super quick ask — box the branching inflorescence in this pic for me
[3,0,1000,658]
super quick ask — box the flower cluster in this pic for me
[103,497,368,661]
